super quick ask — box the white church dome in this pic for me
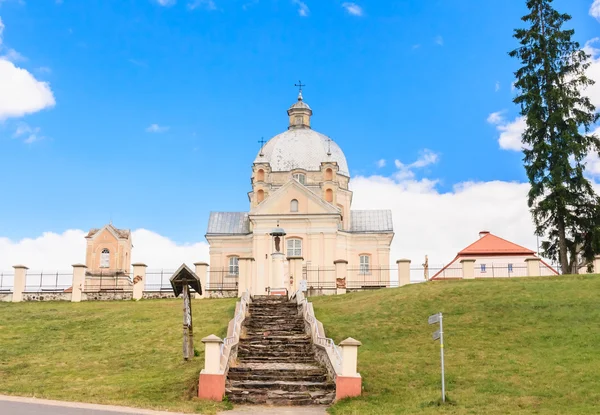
[255,129,349,176]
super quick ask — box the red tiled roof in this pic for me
[458,233,535,256]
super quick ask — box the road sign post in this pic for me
[428,312,445,402]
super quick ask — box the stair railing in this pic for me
[219,289,251,372]
[292,289,343,375]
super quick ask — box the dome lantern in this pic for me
[287,88,312,130]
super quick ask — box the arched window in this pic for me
[100,249,110,268]
[291,199,299,212]
[256,169,265,182]
[293,173,306,185]
[257,189,265,203]
[287,238,302,257]
[325,188,333,203]
[229,256,239,275]
[325,168,333,181]
[359,255,370,274]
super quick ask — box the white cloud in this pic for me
[376,159,386,168]
[583,38,600,108]
[292,0,309,17]
[591,0,600,20]
[146,123,169,133]
[14,122,43,144]
[342,2,363,16]
[435,36,444,46]
[583,126,600,176]
[156,0,176,6]
[495,81,500,92]
[0,19,56,120]
[487,111,527,151]
[0,229,209,272]
[37,66,52,74]
[1,48,26,62]
[392,149,439,184]
[187,0,216,10]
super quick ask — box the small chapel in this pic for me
[206,91,394,296]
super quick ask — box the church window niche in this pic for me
[325,168,333,181]
[229,256,239,276]
[295,116,303,125]
[360,254,371,275]
[325,188,333,203]
[291,199,299,212]
[287,238,302,257]
[256,169,265,182]
[100,249,110,268]
[293,173,306,185]
[257,189,265,203]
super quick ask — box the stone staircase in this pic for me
[226,295,335,405]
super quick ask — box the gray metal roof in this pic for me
[254,128,349,176]
[206,212,250,235]
[349,210,394,233]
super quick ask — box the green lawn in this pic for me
[0,298,236,414]
[311,275,600,415]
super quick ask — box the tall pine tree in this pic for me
[510,0,600,273]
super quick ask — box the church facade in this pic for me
[206,92,394,296]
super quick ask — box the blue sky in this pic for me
[1,0,599,263]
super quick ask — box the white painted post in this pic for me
[460,259,476,279]
[397,259,411,286]
[594,256,600,274]
[339,337,362,377]
[237,258,251,298]
[71,264,87,302]
[12,265,28,303]
[132,263,147,300]
[525,258,541,277]
[287,256,303,294]
[194,262,209,299]
[334,259,348,295]
[202,334,223,374]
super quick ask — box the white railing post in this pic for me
[71,264,87,302]
[132,263,147,300]
[397,259,411,286]
[194,262,209,299]
[12,265,28,303]
[202,335,223,374]
[339,337,362,377]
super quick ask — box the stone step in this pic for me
[238,351,314,359]
[227,373,328,382]
[245,330,307,337]
[241,357,318,363]
[238,343,311,351]
[228,380,334,392]
[226,388,335,405]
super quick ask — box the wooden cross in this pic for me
[295,80,306,94]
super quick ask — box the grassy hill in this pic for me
[0,298,236,414]
[311,275,600,415]
[1,276,599,414]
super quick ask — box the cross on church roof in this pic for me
[294,80,306,100]
[258,137,266,156]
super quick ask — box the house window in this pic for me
[508,263,513,273]
[100,249,110,268]
[360,255,370,274]
[480,264,487,273]
[293,173,306,185]
[287,239,302,257]
[229,256,239,276]
[291,199,299,212]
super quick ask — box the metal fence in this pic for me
[24,271,73,292]
[0,272,14,292]
[207,268,239,291]
[474,263,528,278]
[83,271,133,293]
[428,267,463,280]
[145,269,176,291]
[347,267,397,289]
[303,265,336,294]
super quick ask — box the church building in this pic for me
[206,91,394,296]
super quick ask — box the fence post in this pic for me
[287,256,303,294]
[594,256,600,274]
[396,259,411,286]
[71,264,87,302]
[336,337,362,400]
[238,258,253,298]
[334,259,348,295]
[525,258,541,277]
[12,265,28,303]
[460,259,476,279]
[198,334,225,401]
[194,262,209,299]
[132,263,147,300]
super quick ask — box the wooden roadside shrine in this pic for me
[170,264,203,360]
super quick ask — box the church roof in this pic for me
[86,224,130,239]
[459,232,535,256]
[206,212,250,235]
[255,128,349,176]
[349,210,394,233]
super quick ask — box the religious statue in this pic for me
[274,236,281,252]
[423,255,429,281]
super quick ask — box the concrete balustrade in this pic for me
[131,263,147,300]
[12,265,28,303]
[71,264,87,302]
[194,262,209,299]
[396,259,411,286]
[461,259,476,279]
